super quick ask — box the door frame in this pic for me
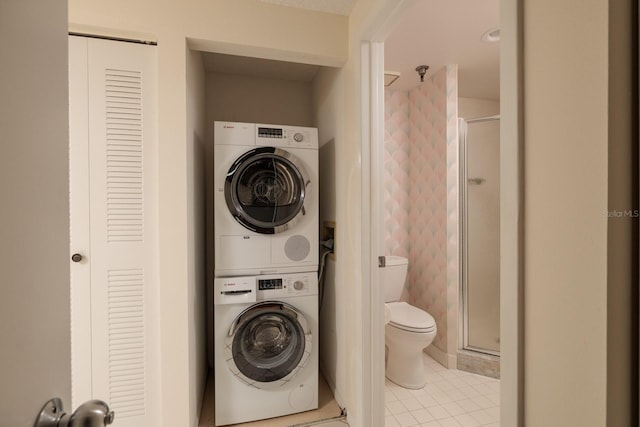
[359,1,524,426]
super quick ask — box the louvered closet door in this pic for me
[69,35,159,427]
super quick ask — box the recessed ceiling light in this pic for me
[481,28,500,42]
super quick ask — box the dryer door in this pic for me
[225,301,312,389]
[225,147,309,234]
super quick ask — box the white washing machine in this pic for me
[214,121,319,277]
[213,271,318,426]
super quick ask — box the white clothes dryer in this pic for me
[213,271,318,426]
[214,121,319,277]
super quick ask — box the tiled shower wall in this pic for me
[383,65,458,359]
[383,90,411,258]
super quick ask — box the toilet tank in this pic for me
[382,256,408,302]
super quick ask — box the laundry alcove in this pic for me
[186,48,347,426]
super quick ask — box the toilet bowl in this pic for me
[381,256,437,389]
[385,301,436,389]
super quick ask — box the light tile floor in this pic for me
[385,354,500,427]
[199,371,343,427]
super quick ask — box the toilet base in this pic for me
[385,347,427,389]
[384,322,436,390]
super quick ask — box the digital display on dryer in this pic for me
[258,278,283,290]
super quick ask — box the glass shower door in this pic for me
[461,116,500,355]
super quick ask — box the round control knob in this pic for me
[293,133,304,142]
[293,281,305,291]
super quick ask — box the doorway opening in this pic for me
[362,0,522,425]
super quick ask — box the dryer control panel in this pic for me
[256,124,317,149]
[214,121,318,150]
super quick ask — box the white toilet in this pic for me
[383,256,437,389]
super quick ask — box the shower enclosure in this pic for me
[458,116,500,373]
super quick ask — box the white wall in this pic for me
[524,0,608,424]
[186,49,207,424]
[458,98,499,121]
[69,1,347,66]
[312,65,346,406]
[0,0,71,424]
[206,72,314,126]
[329,0,410,424]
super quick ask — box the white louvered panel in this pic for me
[108,268,146,419]
[105,69,143,242]
[74,37,158,427]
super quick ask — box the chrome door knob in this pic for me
[34,398,114,427]
[65,400,114,427]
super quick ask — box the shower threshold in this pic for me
[457,348,500,379]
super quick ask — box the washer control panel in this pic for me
[258,278,284,291]
[255,271,318,299]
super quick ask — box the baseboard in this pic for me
[319,364,345,409]
[447,352,457,368]
[424,345,456,369]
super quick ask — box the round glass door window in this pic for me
[225,147,309,234]
[225,302,312,388]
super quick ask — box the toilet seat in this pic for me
[387,302,436,333]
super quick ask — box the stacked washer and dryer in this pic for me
[212,122,320,426]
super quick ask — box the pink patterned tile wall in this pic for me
[384,66,458,356]
[445,65,459,357]
[384,90,410,258]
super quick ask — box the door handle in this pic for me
[71,253,83,263]
[34,398,114,427]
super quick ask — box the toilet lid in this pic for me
[387,302,436,333]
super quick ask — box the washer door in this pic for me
[225,147,309,234]
[225,301,312,389]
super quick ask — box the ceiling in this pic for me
[385,0,500,99]
[205,0,499,100]
[258,0,356,16]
